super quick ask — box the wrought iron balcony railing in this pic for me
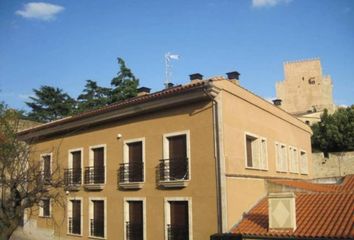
[84,167,105,185]
[119,162,144,183]
[126,221,143,240]
[64,168,81,186]
[90,218,104,238]
[167,224,189,240]
[159,158,189,181]
[68,217,81,235]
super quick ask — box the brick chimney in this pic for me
[189,73,203,82]
[137,87,151,96]
[226,71,240,85]
[272,99,282,107]
[268,192,296,231]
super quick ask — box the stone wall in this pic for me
[312,151,354,178]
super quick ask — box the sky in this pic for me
[0,0,353,110]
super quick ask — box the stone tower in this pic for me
[276,58,335,115]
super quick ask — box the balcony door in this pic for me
[92,200,104,237]
[42,154,51,182]
[71,151,81,184]
[127,201,143,240]
[71,200,81,234]
[93,147,104,184]
[128,142,143,182]
[169,201,189,240]
[168,135,187,180]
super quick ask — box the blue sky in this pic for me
[1,0,353,110]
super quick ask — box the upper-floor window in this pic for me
[275,143,288,172]
[289,146,299,173]
[41,153,52,184]
[84,145,106,188]
[65,149,83,189]
[300,150,308,174]
[245,133,268,170]
[39,198,51,218]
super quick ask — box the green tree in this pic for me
[0,102,63,239]
[77,80,111,113]
[311,106,354,154]
[26,86,76,122]
[110,58,139,103]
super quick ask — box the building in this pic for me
[18,72,312,240]
[213,175,354,240]
[275,59,335,125]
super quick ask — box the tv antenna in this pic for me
[164,52,179,88]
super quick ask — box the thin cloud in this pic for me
[252,0,292,8]
[15,2,64,21]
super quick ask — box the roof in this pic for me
[231,175,354,239]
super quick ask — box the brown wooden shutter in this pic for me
[170,201,189,240]
[128,142,143,182]
[128,201,143,240]
[246,136,253,167]
[43,155,51,180]
[43,199,50,217]
[93,200,104,237]
[93,148,104,183]
[72,151,81,183]
[72,200,81,234]
[168,135,187,179]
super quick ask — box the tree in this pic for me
[77,80,111,113]
[110,58,139,103]
[0,102,63,239]
[311,105,354,154]
[26,86,76,123]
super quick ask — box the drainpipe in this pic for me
[203,82,223,234]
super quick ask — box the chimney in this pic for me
[226,71,240,85]
[137,87,151,96]
[268,192,296,231]
[189,73,203,82]
[272,99,282,107]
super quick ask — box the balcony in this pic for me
[90,218,104,238]
[64,168,81,191]
[68,217,81,235]
[167,224,189,240]
[159,158,189,188]
[118,162,144,189]
[126,222,143,240]
[84,166,105,190]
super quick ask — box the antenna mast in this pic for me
[164,52,179,88]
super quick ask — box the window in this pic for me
[300,150,308,174]
[164,197,192,240]
[289,147,299,173]
[120,138,145,187]
[245,133,268,170]
[85,145,106,188]
[160,131,190,187]
[124,198,146,240]
[39,198,51,217]
[65,149,83,188]
[89,198,106,238]
[68,198,82,235]
[275,143,288,172]
[41,153,52,184]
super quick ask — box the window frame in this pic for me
[244,132,268,170]
[123,197,146,240]
[123,138,146,183]
[68,148,84,185]
[89,144,107,184]
[88,197,107,239]
[288,146,299,174]
[299,149,308,175]
[164,197,193,240]
[39,198,51,218]
[275,142,288,173]
[40,152,52,181]
[67,197,83,236]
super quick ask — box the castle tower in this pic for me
[276,58,335,115]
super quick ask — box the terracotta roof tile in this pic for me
[232,175,354,239]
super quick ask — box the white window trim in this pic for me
[288,146,299,174]
[299,149,308,175]
[244,132,268,170]
[164,197,193,240]
[123,197,146,240]
[68,148,84,184]
[39,198,52,218]
[67,197,83,236]
[275,142,288,173]
[89,144,107,184]
[88,197,107,239]
[163,130,191,181]
[40,152,53,175]
[123,138,146,183]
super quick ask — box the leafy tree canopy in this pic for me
[77,80,111,113]
[110,57,139,103]
[25,86,76,123]
[311,105,354,153]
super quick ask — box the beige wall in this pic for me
[213,80,313,229]
[30,101,218,240]
[312,151,354,178]
[276,59,335,114]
